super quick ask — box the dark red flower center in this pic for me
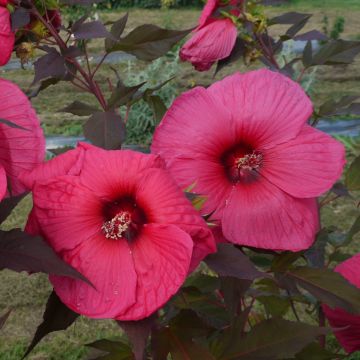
[221,144,263,183]
[102,196,146,242]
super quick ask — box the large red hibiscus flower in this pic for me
[0,78,45,200]
[21,143,216,320]
[152,69,345,251]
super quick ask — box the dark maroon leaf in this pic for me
[107,25,192,61]
[33,48,67,84]
[27,78,60,99]
[73,21,112,40]
[219,318,328,359]
[294,30,328,41]
[62,46,84,58]
[304,230,327,268]
[0,229,91,285]
[280,57,301,78]
[105,13,129,51]
[345,215,360,246]
[331,182,350,197]
[271,251,303,272]
[286,266,360,313]
[319,95,359,116]
[205,244,267,280]
[117,315,156,360]
[0,118,29,131]
[282,14,311,40]
[269,12,311,25]
[23,291,79,358]
[346,155,360,190]
[0,193,27,224]
[215,37,246,75]
[60,0,103,4]
[312,40,360,65]
[0,310,11,330]
[107,82,146,109]
[11,8,30,31]
[60,101,99,116]
[86,339,135,359]
[220,277,252,316]
[295,342,346,359]
[83,111,126,150]
[144,95,167,124]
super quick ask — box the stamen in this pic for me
[236,151,263,171]
[102,211,132,240]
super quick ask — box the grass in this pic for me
[1,0,360,358]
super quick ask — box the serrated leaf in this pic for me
[345,155,360,190]
[0,229,91,285]
[107,25,191,61]
[205,244,267,280]
[73,20,112,39]
[220,318,328,359]
[60,101,99,116]
[286,266,360,313]
[105,13,129,51]
[87,339,135,360]
[23,291,79,358]
[117,315,156,360]
[83,111,126,150]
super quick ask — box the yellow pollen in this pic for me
[236,151,263,171]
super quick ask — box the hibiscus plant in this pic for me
[0,0,360,358]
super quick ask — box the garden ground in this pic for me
[0,1,360,358]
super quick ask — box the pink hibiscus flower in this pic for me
[180,0,242,71]
[21,143,216,320]
[0,78,45,200]
[0,1,15,66]
[152,69,345,251]
[323,254,360,353]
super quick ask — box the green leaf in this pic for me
[107,24,192,61]
[60,100,99,116]
[286,266,360,313]
[23,291,79,358]
[219,318,328,359]
[86,339,134,360]
[345,155,360,190]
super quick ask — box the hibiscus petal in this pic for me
[152,86,236,161]
[31,176,103,253]
[0,165,6,201]
[0,79,45,195]
[50,233,137,319]
[222,176,319,251]
[135,167,216,272]
[323,254,360,353]
[198,0,218,28]
[207,69,313,148]
[260,125,345,198]
[78,148,164,198]
[180,19,237,71]
[0,8,14,66]
[116,223,193,320]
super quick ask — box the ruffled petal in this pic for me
[207,70,313,148]
[260,125,345,198]
[323,254,360,353]
[221,176,319,251]
[135,167,216,271]
[31,176,103,253]
[116,223,193,320]
[198,0,218,28]
[0,8,14,66]
[180,19,237,71]
[50,233,137,319]
[0,79,45,195]
[0,165,6,201]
